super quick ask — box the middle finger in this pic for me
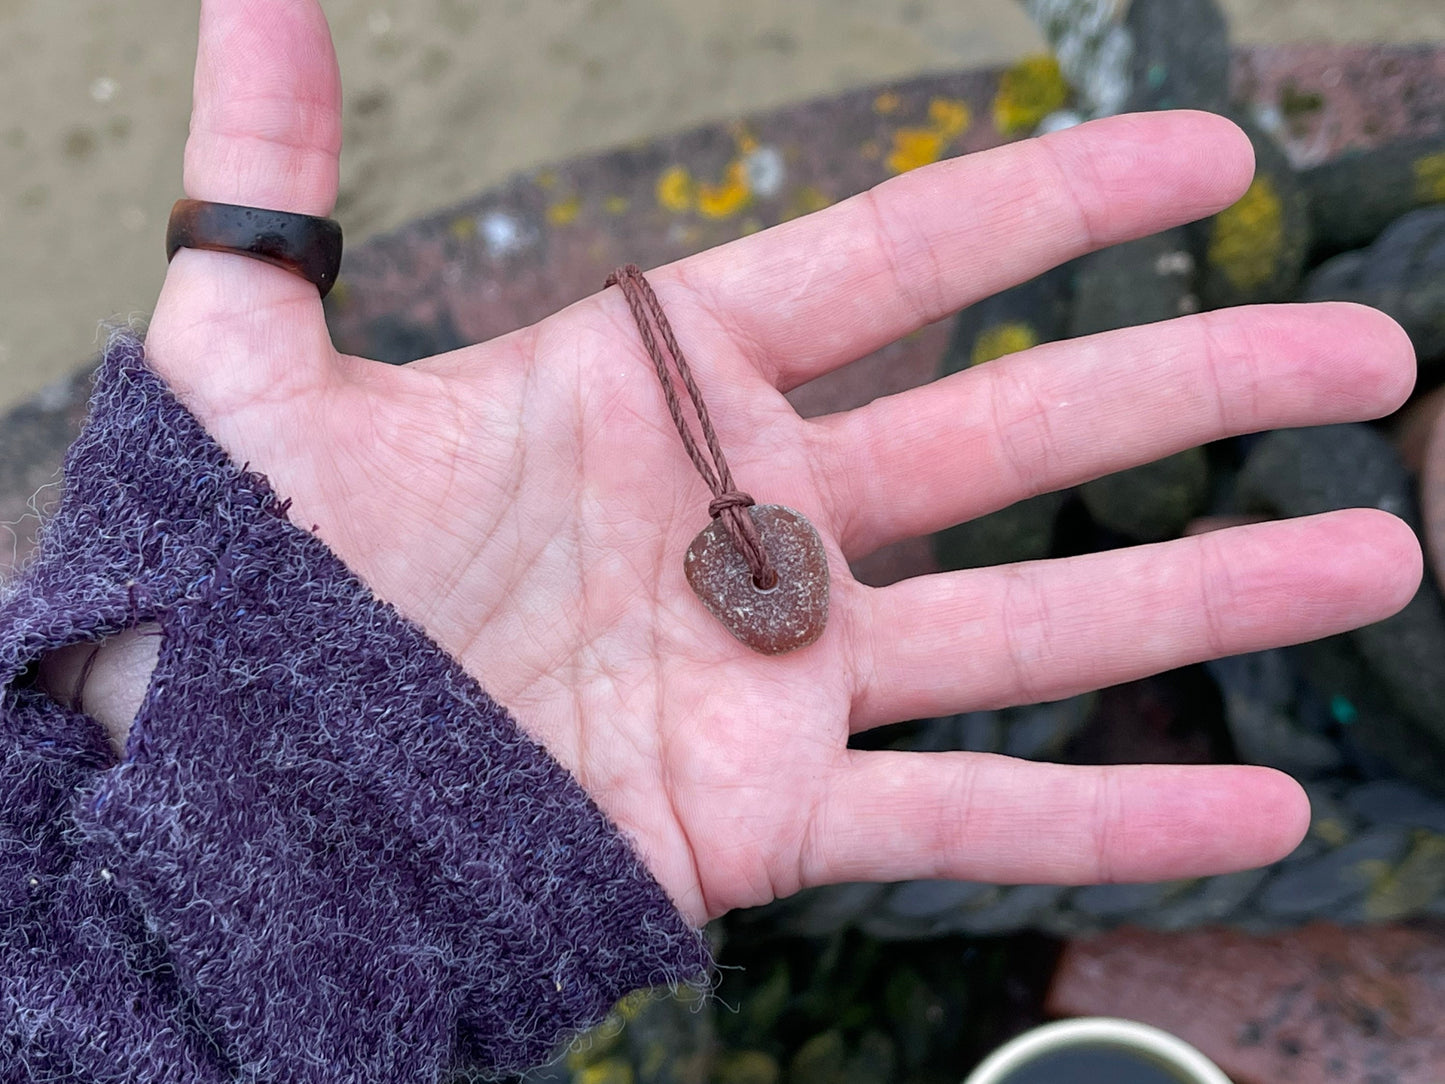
[810,301,1414,559]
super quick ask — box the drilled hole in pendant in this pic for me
[752,569,780,592]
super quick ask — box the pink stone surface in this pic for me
[1047,922,1445,1084]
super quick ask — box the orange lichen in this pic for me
[656,165,695,213]
[696,159,752,219]
[873,90,901,115]
[886,96,972,174]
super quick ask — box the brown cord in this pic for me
[605,264,778,590]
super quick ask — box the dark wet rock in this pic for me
[1344,779,1445,834]
[1068,229,1198,338]
[895,698,1093,760]
[885,879,996,920]
[941,265,1073,377]
[1196,120,1311,309]
[1256,827,1410,918]
[765,882,888,939]
[1238,424,1445,794]
[1079,446,1210,542]
[933,489,1068,571]
[1146,868,1270,932]
[937,884,1070,936]
[1125,0,1232,114]
[1070,880,1182,919]
[1301,132,1445,256]
[1303,206,1445,368]
[1207,650,1347,778]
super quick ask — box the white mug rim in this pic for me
[962,1017,1233,1084]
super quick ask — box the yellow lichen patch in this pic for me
[1311,816,1350,847]
[449,215,477,241]
[603,194,630,215]
[993,55,1069,135]
[928,97,971,136]
[546,195,582,226]
[886,96,972,174]
[656,165,695,213]
[534,169,557,190]
[1364,831,1445,921]
[577,1059,635,1084]
[1207,177,1284,292]
[696,159,753,219]
[873,89,901,115]
[860,139,881,161]
[972,322,1039,366]
[1415,151,1445,203]
[325,279,350,308]
[733,124,760,155]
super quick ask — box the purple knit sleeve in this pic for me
[0,332,712,1082]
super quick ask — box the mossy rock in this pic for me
[1079,446,1210,542]
[941,265,1073,377]
[1196,120,1312,309]
[1301,132,1445,257]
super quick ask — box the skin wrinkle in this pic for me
[857,185,946,346]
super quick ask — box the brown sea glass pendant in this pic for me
[684,505,830,655]
[604,263,831,655]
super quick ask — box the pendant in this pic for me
[683,504,829,655]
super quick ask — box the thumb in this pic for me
[146,0,344,406]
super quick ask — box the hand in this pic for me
[65,0,1421,927]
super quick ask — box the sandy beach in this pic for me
[1,0,1442,412]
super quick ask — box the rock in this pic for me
[935,883,1070,936]
[1079,446,1210,542]
[884,879,996,920]
[1070,879,1183,919]
[1145,868,1271,932]
[1255,827,1410,918]
[1207,649,1347,778]
[1125,0,1232,114]
[1238,424,1445,794]
[1304,206,1445,369]
[1344,779,1445,834]
[932,489,1069,570]
[1301,132,1445,256]
[1196,120,1312,308]
[941,266,1072,377]
[1068,229,1198,338]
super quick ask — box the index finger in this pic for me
[667,110,1255,391]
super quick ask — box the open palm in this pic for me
[111,0,1421,927]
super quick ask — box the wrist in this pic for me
[38,624,160,757]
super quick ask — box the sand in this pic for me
[0,0,1441,412]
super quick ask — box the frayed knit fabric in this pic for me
[0,332,712,1082]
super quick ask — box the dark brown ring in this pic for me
[165,199,343,299]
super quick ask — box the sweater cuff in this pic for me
[0,332,711,1081]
